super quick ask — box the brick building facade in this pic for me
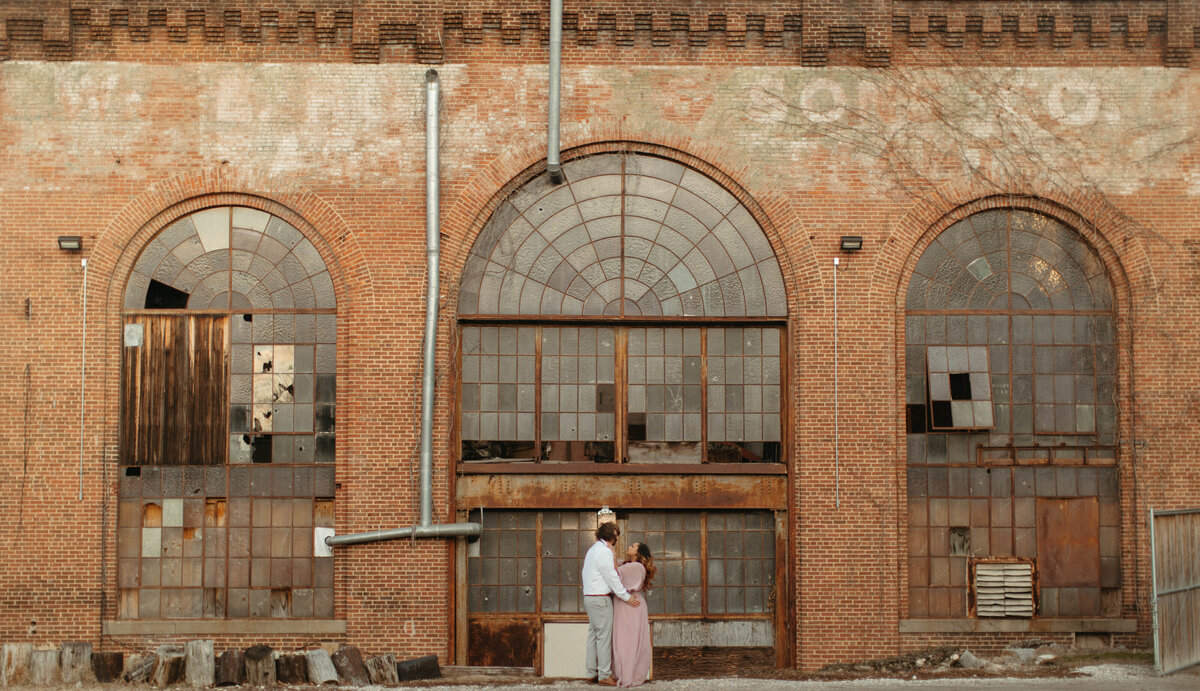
[1,0,1198,671]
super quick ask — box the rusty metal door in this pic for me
[1150,508,1200,675]
[1036,498,1100,587]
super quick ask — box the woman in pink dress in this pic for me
[612,542,655,687]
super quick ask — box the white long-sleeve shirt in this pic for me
[581,539,632,601]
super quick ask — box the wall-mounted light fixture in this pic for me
[839,235,863,252]
[57,236,83,251]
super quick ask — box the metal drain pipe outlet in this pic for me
[546,0,564,183]
[327,70,481,547]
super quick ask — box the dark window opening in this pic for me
[543,441,615,463]
[906,404,929,434]
[248,434,272,463]
[144,279,190,309]
[949,373,973,400]
[931,401,953,428]
[628,413,647,441]
[462,440,539,462]
[708,441,781,463]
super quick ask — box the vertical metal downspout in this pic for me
[419,68,441,529]
[326,70,482,547]
[547,0,564,183]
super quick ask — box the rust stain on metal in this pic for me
[121,315,228,466]
[456,474,785,510]
[467,618,538,667]
[1036,497,1100,587]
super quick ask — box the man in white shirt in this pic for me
[582,520,640,685]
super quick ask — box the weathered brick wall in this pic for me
[0,0,1198,671]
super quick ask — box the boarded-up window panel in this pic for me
[467,618,538,667]
[122,315,228,465]
[1036,497,1100,587]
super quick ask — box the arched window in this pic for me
[118,206,336,620]
[459,153,788,639]
[904,208,1119,620]
[458,153,787,465]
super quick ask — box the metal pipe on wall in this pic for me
[419,68,441,529]
[327,69,482,547]
[547,0,563,183]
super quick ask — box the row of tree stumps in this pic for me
[0,641,440,687]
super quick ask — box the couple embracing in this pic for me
[581,521,656,687]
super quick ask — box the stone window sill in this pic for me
[899,618,1136,634]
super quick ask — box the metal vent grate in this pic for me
[974,561,1034,618]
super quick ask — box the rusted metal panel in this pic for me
[1036,498,1100,587]
[467,618,538,668]
[121,315,228,466]
[456,474,786,510]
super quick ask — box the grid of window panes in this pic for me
[627,328,703,461]
[706,328,783,462]
[624,513,704,614]
[119,206,338,620]
[468,511,537,612]
[543,327,617,455]
[468,511,776,618]
[706,512,775,614]
[460,326,538,460]
[117,469,336,619]
[231,313,336,464]
[904,208,1118,620]
[458,153,787,319]
[925,345,993,429]
[458,326,784,464]
[540,511,599,612]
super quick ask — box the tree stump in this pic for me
[60,642,93,684]
[29,649,59,686]
[364,654,398,685]
[152,645,186,688]
[243,645,275,687]
[125,653,156,684]
[304,649,338,686]
[330,646,368,687]
[1,643,33,686]
[92,651,124,683]
[274,654,308,684]
[184,641,214,687]
[215,649,244,687]
[395,655,441,682]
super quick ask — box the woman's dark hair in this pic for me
[595,521,620,543]
[633,542,656,592]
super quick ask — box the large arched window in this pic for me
[118,206,336,620]
[905,208,1120,620]
[458,153,787,465]
[459,153,788,638]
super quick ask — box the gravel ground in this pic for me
[397,665,1199,690]
[6,663,1198,691]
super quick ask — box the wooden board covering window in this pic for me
[121,315,228,465]
[1036,497,1100,587]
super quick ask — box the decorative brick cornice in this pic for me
[0,1,1193,67]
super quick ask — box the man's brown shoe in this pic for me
[598,677,617,686]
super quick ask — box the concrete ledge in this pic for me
[103,620,346,636]
[899,618,1137,634]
